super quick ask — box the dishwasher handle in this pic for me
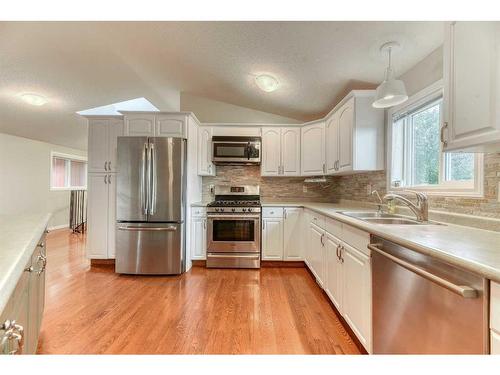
[368,243,478,299]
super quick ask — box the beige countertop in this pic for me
[192,200,500,282]
[0,213,51,313]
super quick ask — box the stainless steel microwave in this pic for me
[211,136,261,165]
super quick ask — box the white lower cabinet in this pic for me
[491,330,500,354]
[325,233,343,312]
[86,173,116,259]
[262,218,284,260]
[283,208,303,260]
[190,216,207,260]
[305,211,372,353]
[341,242,371,351]
[308,222,325,287]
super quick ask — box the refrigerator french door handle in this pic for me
[149,142,157,215]
[142,142,149,215]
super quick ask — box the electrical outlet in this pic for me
[303,185,308,193]
[366,183,372,195]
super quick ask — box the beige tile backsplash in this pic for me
[202,153,500,230]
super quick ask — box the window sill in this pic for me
[389,186,484,199]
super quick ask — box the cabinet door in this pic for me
[325,112,339,174]
[87,119,109,173]
[155,114,186,138]
[107,173,116,259]
[124,114,155,136]
[27,251,40,354]
[444,22,500,152]
[325,233,343,313]
[491,330,500,354]
[198,127,214,176]
[281,128,301,176]
[262,218,283,260]
[283,208,303,260]
[261,128,281,176]
[191,217,207,260]
[308,222,325,286]
[338,99,354,172]
[301,122,326,176]
[342,242,371,351]
[107,119,124,173]
[86,174,109,259]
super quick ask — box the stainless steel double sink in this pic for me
[339,211,443,225]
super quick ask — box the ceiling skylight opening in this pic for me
[76,97,159,116]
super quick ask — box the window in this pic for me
[50,152,87,190]
[388,81,483,196]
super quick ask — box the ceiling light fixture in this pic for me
[372,41,408,109]
[255,74,279,92]
[21,93,48,106]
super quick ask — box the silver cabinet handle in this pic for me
[203,219,207,229]
[118,226,177,231]
[263,220,266,230]
[320,233,325,247]
[340,245,344,263]
[104,175,107,184]
[440,122,448,147]
[108,175,111,184]
[336,244,341,260]
[284,208,287,219]
[322,163,326,174]
[1,320,24,354]
[108,161,111,170]
[104,161,107,171]
[368,243,477,298]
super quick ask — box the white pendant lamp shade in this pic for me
[372,42,408,109]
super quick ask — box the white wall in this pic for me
[399,46,443,96]
[180,93,302,124]
[0,133,87,229]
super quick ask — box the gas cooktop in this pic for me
[207,200,261,207]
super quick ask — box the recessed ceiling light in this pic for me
[255,74,279,92]
[20,93,48,106]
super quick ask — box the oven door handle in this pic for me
[207,254,260,259]
[207,215,261,220]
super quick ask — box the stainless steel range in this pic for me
[206,185,261,269]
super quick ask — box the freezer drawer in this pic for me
[115,222,184,275]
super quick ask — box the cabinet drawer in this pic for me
[309,211,326,229]
[262,207,284,218]
[342,223,370,256]
[491,282,500,332]
[191,207,207,217]
[325,217,342,238]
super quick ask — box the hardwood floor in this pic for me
[37,229,361,354]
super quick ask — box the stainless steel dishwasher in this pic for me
[369,236,489,354]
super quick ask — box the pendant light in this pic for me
[372,41,408,109]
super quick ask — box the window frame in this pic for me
[50,151,88,191]
[387,79,484,197]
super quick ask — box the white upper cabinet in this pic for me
[325,112,339,174]
[443,21,500,152]
[261,128,282,176]
[301,121,326,176]
[324,93,384,175]
[261,127,301,176]
[124,114,155,136]
[281,128,301,176]
[337,98,354,172]
[87,117,124,173]
[198,126,215,176]
[123,113,187,138]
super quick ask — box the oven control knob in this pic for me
[242,208,247,212]
[220,208,224,212]
[232,208,236,212]
[248,208,252,212]
[215,208,220,212]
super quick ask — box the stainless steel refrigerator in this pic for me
[115,137,186,275]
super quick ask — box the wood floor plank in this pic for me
[37,229,361,355]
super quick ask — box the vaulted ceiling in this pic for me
[0,21,444,150]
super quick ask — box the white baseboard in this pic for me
[48,224,69,231]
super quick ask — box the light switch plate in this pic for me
[303,185,308,193]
